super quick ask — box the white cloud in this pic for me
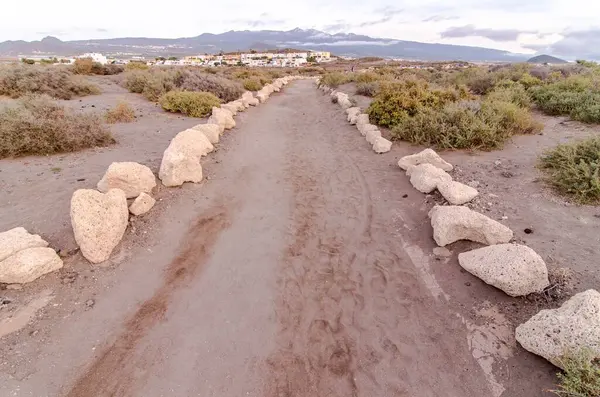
[0,0,598,59]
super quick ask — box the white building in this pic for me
[77,53,108,65]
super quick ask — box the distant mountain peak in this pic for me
[41,36,62,43]
[527,54,567,64]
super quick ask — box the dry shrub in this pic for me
[486,82,532,108]
[125,62,149,71]
[319,72,348,88]
[105,102,136,123]
[72,58,94,75]
[178,70,244,102]
[73,58,124,75]
[0,64,100,99]
[123,68,243,102]
[0,94,114,158]
[539,137,600,204]
[355,81,379,97]
[530,76,600,123]
[159,91,221,118]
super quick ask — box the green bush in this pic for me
[539,137,600,204]
[530,76,600,123]
[367,80,465,128]
[159,91,221,117]
[391,99,541,150]
[243,77,263,91]
[354,72,379,84]
[0,64,100,99]
[486,83,531,108]
[0,95,113,158]
[550,350,600,396]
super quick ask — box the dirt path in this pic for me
[1,81,557,396]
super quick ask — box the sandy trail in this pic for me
[1,81,555,396]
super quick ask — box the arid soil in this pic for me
[1,78,598,396]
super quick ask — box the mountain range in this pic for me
[0,28,530,62]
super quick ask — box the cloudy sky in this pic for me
[2,0,599,59]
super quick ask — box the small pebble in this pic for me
[465,282,472,287]
[524,228,533,234]
[85,299,95,308]
[402,194,408,198]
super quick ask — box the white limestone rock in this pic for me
[0,247,63,284]
[406,163,452,193]
[458,244,549,296]
[159,129,213,187]
[398,148,453,172]
[70,189,129,264]
[428,205,513,247]
[0,227,48,262]
[516,290,600,369]
[437,180,479,205]
[372,137,392,154]
[97,162,156,199]
[129,192,156,216]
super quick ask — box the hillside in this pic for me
[0,28,529,62]
[527,54,568,64]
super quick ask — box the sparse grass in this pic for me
[105,102,136,123]
[159,91,221,118]
[318,72,349,88]
[0,64,100,99]
[0,95,114,158]
[549,350,600,397]
[539,137,600,204]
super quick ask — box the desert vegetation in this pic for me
[539,137,600,204]
[550,350,600,397]
[123,68,244,102]
[0,64,100,99]
[105,102,136,123]
[72,58,124,75]
[159,91,221,117]
[318,60,600,150]
[0,95,113,158]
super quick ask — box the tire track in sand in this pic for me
[65,203,232,397]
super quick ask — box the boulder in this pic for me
[70,189,129,264]
[437,180,479,205]
[159,129,213,187]
[129,192,156,216]
[221,103,238,116]
[0,247,63,284]
[346,106,360,117]
[208,107,236,130]
[366,129,382,145]
[97,162,156,199]
[458,244,549,296]
[428,205,513,247]
[241,92,256,107]
[372,137,392,154]
[516,290,600,369]
[231,100,246,112]
[356,114,369,127]
[406,163,452,193]
[338,97,353,109]
[256,92,269,103]
[398,148,453,172]
[349,113,360,125]
[0,227,48,262]
[358,123,379,136]
[192,123,221,144]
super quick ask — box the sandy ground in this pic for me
[0,78,598,396]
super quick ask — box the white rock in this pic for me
[159,129,213,187]
[358,123,379,136]
[129,192,156,216]
[458,244,549,296]
[191,124,221,144]
[70,189,129,264]
[0,227,48,262]
[241,92,256,107]
[365,129,382,145]
[345,106,360,116]
[356,114,369,127]
[516,290,600,369]
[398,148,453,171]
[231,100,245,112]
[372,137,392,154]
[0,247,63,284]
[221,103,238,116]
[407,163,452,193]
[349,113,360,125]
[207,107,236,130]
[97,162,156,199]
[437,180,479,205]
[256,92,269,103]
[428,205,513,246]
[246,97,259,106]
